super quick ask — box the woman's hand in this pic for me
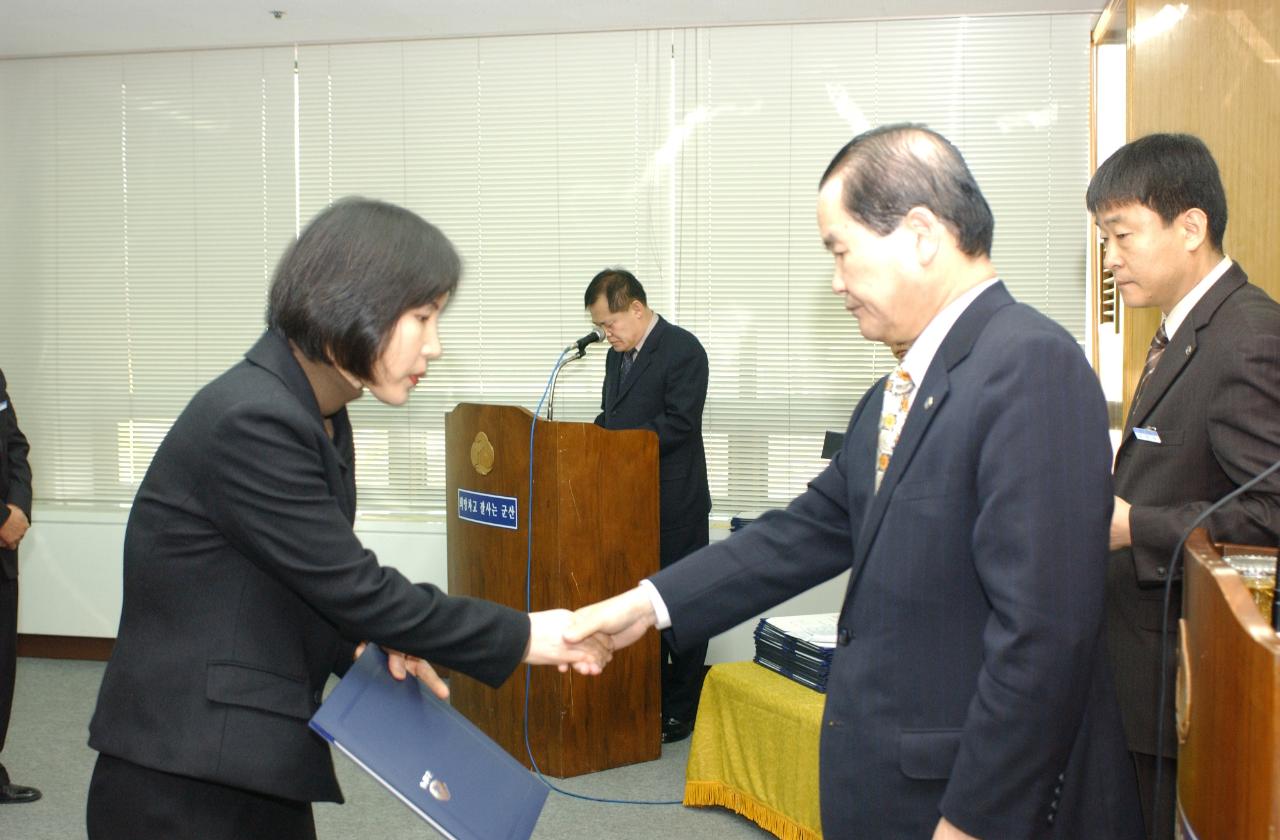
[355,642,449,699]
[524,609,614,675]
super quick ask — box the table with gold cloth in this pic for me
[683,661,825,840]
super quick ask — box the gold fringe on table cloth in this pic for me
[685,779,822,840]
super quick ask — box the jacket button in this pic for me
[1155,566,1167,578]
[837,628,852,646]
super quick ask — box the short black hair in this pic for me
[584,268,647,312]
[819,123,994,258]
[1086,133,1227,252]
[267,197,460,380]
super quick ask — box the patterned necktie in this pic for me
[1132,322,1169,410]
[620,349,637,382]
[876,366,915,492]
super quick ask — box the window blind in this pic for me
[0,15,1091,516]
[0,48,296,504]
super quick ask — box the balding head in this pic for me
[819,124,994,258]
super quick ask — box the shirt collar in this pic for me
[1163,255,1232,340]
[632,311,659,354]
[899,277,1001,384]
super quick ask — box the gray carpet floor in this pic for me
[0,657,775,839]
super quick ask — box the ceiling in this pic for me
[1,0,1105,60]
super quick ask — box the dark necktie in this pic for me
[620,349,637,382]
[1132,322,1169,410]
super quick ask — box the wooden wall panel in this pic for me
[1119,0,1280,414]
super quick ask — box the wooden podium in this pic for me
[444,402,661,778]
[1177,530,1280,838]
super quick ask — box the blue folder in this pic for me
[310,646,548,840]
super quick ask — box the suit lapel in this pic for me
[609,315,665,411]
[244,329,357,519]
[329,411,357,520]
[1122,323,1195,435]
[849,282,1013,583]
[1122,263,1246,443]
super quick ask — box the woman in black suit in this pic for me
[85,198,609,840]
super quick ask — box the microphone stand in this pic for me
[545,348,581,421]
[547,328,602,420]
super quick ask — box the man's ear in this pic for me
[903,206,941,265]
[1179,208,1210,252]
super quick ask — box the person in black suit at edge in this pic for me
[567,124,1145,839]
[85,198,612,840]
[1089,133,1280,840]
[0,368,39,804]
[585,268,710,744]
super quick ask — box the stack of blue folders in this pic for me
[753,613,839,693]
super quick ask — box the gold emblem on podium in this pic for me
[470,432,495,476]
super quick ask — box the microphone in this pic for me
[567,327,605,355]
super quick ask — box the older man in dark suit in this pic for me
[585,268,710,743]
[569,124,1144,839]
[0,368,39,804]
[1090,133,1280,840]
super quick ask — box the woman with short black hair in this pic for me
[85,197,609,840]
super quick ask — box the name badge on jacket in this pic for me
[1133,426,1161,444]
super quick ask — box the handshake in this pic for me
[383,587,663,698]
[526,586,661,674]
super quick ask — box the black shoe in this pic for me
[661,716,694,743]
[0,783,41,804]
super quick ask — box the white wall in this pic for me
[1095,42,1127,456]
[17,507,846,664]
[14,507,451,638]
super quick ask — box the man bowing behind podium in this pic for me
[585,269,710,744]
[569,125,1143,839]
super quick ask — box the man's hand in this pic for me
[0,504,29,551]
[563,587,657,652]
[355,642,449,699]
[932,816,980,840]
[524,609,614,675]
[1110,496,1132,550]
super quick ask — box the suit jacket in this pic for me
[652,283,1143,839]
[1108,262,1280,757]
[595,315,710,554]
[89,329,531,803]
[0,369,33,581]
